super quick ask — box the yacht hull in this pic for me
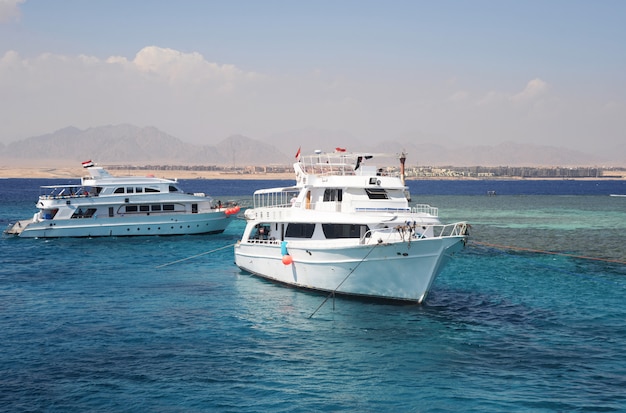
[10,212,232,238]
[235,236,466,302]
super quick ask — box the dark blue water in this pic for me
[2,177,625,198]
[1,179,625,412]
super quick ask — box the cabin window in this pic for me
[252,223,271,240]
[126,187,134,194]
[365,188,388,199]
[71,208,97,219]
[140,205,149,212]
[125,205,138,212]
[109,207,114,217]
[285,223,316,238]
[145,187,160,193]
[169,185,179,192]
[192,204,198,213]
[151,205,161,211]
[163,204,175,211]
[135,187,143,193]
[114,187,124,194]
[323,189,343,202]
[322,224,369,239]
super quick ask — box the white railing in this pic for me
[253,190,299,209]
[411,204,438,216]
[361,221,468,244]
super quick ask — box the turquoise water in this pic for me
[1,180,625,412]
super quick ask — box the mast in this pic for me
[399,151,407,186]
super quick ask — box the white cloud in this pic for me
[0,47,268,141]
[511,78,548,102]
[476,90,505,106]
[0,0,25,23]
[448,90,469,102]
[106,46,262,87]
[0,47,623,158]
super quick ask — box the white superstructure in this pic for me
[234,150,469,303]
[6,162,239,238]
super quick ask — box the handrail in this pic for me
[360,222,468,244]
[411,204,438,216]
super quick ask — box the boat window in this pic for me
[163,204,175,211]
[126,187,134,194]
[114,187,124,194]
[322,224,369,239]
[323,189,343,202]
[140,205,149,212]
[109,207,114,217]
[365,188,388,199]
[285,223,316,238]
[125,205,138,212]
[135,187,143,193]
[192,204,198,213]
[151,205,161,211]
[71,208,97,219]
[169,185,179,192]
[252,223,271,240]
[95,187,103,195]
[145,187,160,193]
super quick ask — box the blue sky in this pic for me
[1,0,625,160]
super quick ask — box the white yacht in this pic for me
[234,149,469,303]
[5,161,239,238]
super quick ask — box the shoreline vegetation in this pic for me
[0,165,624,180]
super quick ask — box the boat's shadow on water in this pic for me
[238,266,549,334]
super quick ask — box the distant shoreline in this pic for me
[0,167,624,180]
[0,167,295,180]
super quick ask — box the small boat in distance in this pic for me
[5,161,239,238]
[234,149,469,303]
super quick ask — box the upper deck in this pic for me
[297,151,401,178]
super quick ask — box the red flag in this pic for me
[82,160,94,168]
[335,147,346,152]
[295,147,301,160]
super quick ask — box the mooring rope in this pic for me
[308,242,382,319]
[470,240,626,266]
[155,243,236,268]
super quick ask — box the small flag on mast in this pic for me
[295,147,301,161]
[82,160,94,168]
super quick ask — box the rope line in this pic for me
[470,240,626,265]
[308,242,382,319]
[155,243,236,268]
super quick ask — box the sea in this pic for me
[1,178,625,412]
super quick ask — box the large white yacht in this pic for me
[234,149,469,303]
[5,161,239,238]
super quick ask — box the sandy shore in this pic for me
[0,167,623,180]
[0,167,296,180]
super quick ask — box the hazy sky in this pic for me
[1,0,625,157]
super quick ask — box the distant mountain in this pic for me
[0,124,619,167]
[0,124,289,166]
[264,128,363,156]
[366,141,602,167]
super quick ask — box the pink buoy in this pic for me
[282,255,293,265]
[224,206,240,216]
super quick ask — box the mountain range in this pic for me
[0,124,620,167]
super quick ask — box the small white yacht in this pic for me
[234,149,469,303]
[5,161,239,238]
